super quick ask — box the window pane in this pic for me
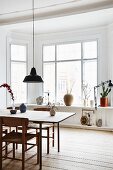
[43,63,55,103]
[57,43,81,60]
[57,61,81,105]
[11,45,26,61]
[83,60,97,100]
[83,41,97,59]
[43,45,55,61]
[11,62,27,103]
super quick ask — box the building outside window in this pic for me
[10,44,27,104]
[43,41,97,105]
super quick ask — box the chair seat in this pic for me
[2,131,38,144]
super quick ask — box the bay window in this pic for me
[43,40,97,105]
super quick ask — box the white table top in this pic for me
[0,110,76,123]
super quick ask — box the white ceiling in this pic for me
[0,0,113,25]
[3,7,113,35]
[0,0,110,14]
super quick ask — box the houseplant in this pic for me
[100,83,111,107]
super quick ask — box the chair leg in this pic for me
[36,132,39,164]
[5,142,8,157]
[0,141,2,170]
[13,143,15,158]
[47,128,49,154]
[22,144,25,170]
[52,123,55,147]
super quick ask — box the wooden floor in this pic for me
[2,128,113,170]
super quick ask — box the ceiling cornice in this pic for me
[0,1,113,26]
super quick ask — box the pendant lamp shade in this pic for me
[23,0,43,83]
[23,67,43,83]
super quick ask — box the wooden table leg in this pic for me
[39,123,42,170]
[52,123,55,147]
[58,122,60,152]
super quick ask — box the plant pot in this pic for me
[100,97,108,107]
[64,94,73,106]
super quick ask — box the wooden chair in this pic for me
[33,107,55,154]
[7,106,55,154]
[0,117,40,170]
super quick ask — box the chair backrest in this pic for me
[34,107,50,111]
[1,117,28,127]
[7,106,19,110]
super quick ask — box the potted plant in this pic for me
[100,83,111,107]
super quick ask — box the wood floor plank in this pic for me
[2,128,113,170]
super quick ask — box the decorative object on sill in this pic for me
[83,99,88,107]
[96,119,102,127]
[44,91,50,105]
[90,100,94,107]
[82,82,92,107]
[80,115,88,125]
[19,103,26,113]
[23,0,43,83]
[36,96,43,105]
[49,103,58,116]
[10,109,17,114]
[81,109,94,126]
[94,80,113,109]
[64,93,73,106]
[64,79,75,106]
[0,83,16,113]
[100,82,111,107]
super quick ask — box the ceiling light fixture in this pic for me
[23,0,43,83]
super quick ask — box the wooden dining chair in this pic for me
[32,107,55,154]
[0,117,40,170]
[17,107,54,154]
[7,106,55,154]
[20,107,54,154]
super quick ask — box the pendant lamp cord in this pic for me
[32,0,34,67]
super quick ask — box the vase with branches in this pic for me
[64,80,75,106]
[0,83,15,110]
[82,82,92,106]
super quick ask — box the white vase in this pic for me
[83,99,88,107]
[90,100,94,107]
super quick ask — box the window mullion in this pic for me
[81,42,83,101]
[55,45,57,103]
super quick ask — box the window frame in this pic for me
[7,38,28,106]
[43,39,98,103]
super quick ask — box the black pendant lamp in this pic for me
[23,0,43,83]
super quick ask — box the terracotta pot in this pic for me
[64,94,73,106]
[100,97,108,107]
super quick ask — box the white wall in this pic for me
[0,28,7,108]
[107,24,113,81]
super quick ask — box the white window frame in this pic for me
[43,39,98,103]
[7,37,28,106]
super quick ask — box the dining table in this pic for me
[0,109,76,170]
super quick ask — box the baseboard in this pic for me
[59,124,113,132]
